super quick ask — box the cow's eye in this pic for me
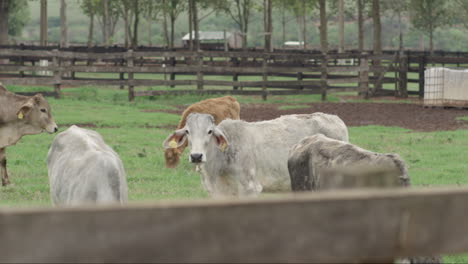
[185,130,189,135]
[208,130,213,135]
[40,109,47,113]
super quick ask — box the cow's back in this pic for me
[218,112,348,192]
[47,126,128,205]
[288,134,410,191]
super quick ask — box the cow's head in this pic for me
[163,113,228,164]
[17,94,58,134]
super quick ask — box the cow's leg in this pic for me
[0,148,9,186]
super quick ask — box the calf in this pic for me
[163,112,348,197]
[288,133,410,191]
[47,125,128,205]
[164,96,240,168]
[0,84,58,186]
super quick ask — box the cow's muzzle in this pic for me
[190,153,203,163]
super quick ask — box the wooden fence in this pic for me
[1,46,467,100]
[0,186,467,262]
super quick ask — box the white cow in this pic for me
[163,112,348,197]
[47,125,128,205]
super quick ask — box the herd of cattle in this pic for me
[0,83,413,205]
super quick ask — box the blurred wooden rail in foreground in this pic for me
[0,187,467,263]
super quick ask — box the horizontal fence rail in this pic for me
[1,47,467,100]
[1,187,468,263]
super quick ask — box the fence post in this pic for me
[320,54,328,101]
[418,55,425,99]
[127,49,135,102]
[232,57,239,90]
[170,56,176,88]
[19,44,25,78]
[262,57,268,101]
[119,58,125,89]
[359,53,369,99]
[297,59,304,90]
[398,55,408,98]
[52,49,61,99]
[197,53,203,90]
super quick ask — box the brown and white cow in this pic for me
[164,96,240,168]
[0,84,58,186]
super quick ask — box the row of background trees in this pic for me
[0,0,468,53]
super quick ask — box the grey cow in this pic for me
[163,112,349,197]
[288,134,410,191]
[288,135,441,264]
[47,125,128,205]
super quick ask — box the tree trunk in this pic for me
[87,13,94,48]
[263,0,267,50]
[302,0,306,49]
[263,0,272,51]
[193,0,199,51]
[103,0,109,47]
[267,0,272,51]
[398,11,403,51]
[319,0,327,54]
[40,0,48,46]
[0,0,9,45]
[124,8,129,48]
[60,0,68,48]
[162,0,169,48]
[188,0,193,50]
[338,0,344,53]
[170,15,175,48]
[242,3,248,51]
[357,0,364,52]
[282,1,286,47]
[147,17,152,46]
[132,1,139,49]
[372,0,382,91]
[429,23,434,55]
[372,0,381,54]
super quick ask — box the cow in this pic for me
[47,125,128,205]
[288,134,440,264]
[0,84,58,186]
[288,133,410,191]
[164,96,240,168]
[162,112,348,197]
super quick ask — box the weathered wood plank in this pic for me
[1,187,468,263]
[327,77,359,84]
[0,77,56,85]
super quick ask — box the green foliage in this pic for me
[409,0,452,35]
[7,0,29,37]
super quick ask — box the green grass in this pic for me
[1,85,467,262]
[278,104,310,110]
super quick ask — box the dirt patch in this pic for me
[141,100,468,132]
[240,102,468,132]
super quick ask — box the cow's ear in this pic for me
[16,100,34,120]
[213,127,229,152]
[163,128,187,149]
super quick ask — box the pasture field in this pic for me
[0,85,467,262]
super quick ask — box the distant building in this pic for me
[182,31,243,50]
[283,41,305,49]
